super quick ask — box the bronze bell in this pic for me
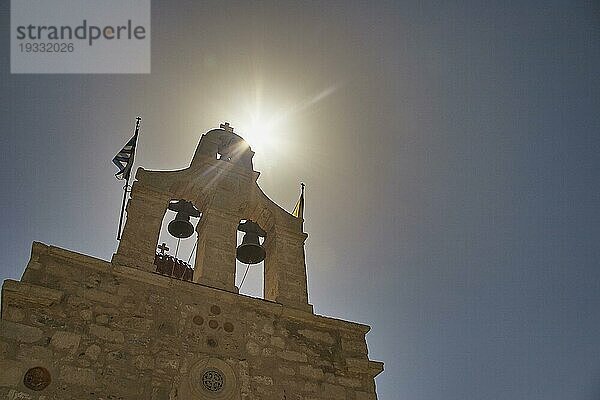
[167,200,201,239]
[236,220,267,264]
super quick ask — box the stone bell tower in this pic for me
[0,124,383,400]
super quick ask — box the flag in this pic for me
[112,121,139,180]
[292,183,305,219]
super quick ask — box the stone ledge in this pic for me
[20,243,371,336]
[2,280,64,317]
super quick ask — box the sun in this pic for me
[240,121,274,154]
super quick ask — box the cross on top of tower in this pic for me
[220,122,234,132]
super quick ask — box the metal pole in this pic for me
[116,178,130,241]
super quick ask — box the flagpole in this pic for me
[116,116,141,241]
[116,174,130,241]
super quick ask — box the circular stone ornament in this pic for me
[223,322,234,333]
[187,357,238,399]
[202,369,224,392]
[23,366,51,391]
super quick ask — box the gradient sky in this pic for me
[1,1,600,399]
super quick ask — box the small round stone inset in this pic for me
[223,322,234,332]
[210,305,221,315]
[23,367,51,391]
[208,319,218,329]
[202,369,224,392]
[192,315,204,326]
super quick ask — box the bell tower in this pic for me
[112,123,312,312]
[1,123,383,400]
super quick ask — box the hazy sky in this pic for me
[1,1,599,399]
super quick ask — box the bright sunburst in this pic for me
[235,84,339,159]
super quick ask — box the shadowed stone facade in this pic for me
[0,126,383,399]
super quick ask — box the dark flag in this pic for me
[114,117,141,241]
[292,182,305,219]
[112,129,138,180]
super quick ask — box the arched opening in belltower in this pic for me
[155,199,202,281]
[235,219,266,298]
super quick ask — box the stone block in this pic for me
[246,340,260,356]
[4,306,25,322]
[336,375,362,388]
[346,357,370,373]
[299,364,325,380]
[298,328,336,345]
[84,344,101,360]
[277,350,308,362]
[0,360,25,387]
[89,323,124,343]
[0,320,43,343]
[134,354,155,370]
[278,366,296,376]
[7,389,33,400]
[251,375,273,385]
[80,288,122,306]
[2,280,64,307]
[320,383,346,400]
[270,336,286,349]
[59,365,97,387]
[50,331,81,354]
[355,391,377,400]
[17,344,53,361]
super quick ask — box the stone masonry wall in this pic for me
[0,243,383,400]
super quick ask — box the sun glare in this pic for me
[229,84,339,162]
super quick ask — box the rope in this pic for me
[175,238,181,258]
[187,240,198,264]
[239,264,251,290]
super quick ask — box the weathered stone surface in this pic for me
[299,364,325,380]
[346,357,371,373]
[6,389,33,400]
[59,365,96,386]
[134,354,155,370]
[50,331,81,354]
[246,340,260,355]
[84,344,101,360]
[4,306,25,322]
[17,344,53,361]
[0,320,43,343]
[89,323,124,343]
[299,328,335,345]
[356,391,377,400]
[0,360,25,387]
[1,186,383,399]
[277,350,308,362]
[2,280,64,307]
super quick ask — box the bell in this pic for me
[236,220,267,264]
[167,200,201,239]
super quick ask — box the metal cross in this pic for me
[158,243,169,255]
[220,122,234,132]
